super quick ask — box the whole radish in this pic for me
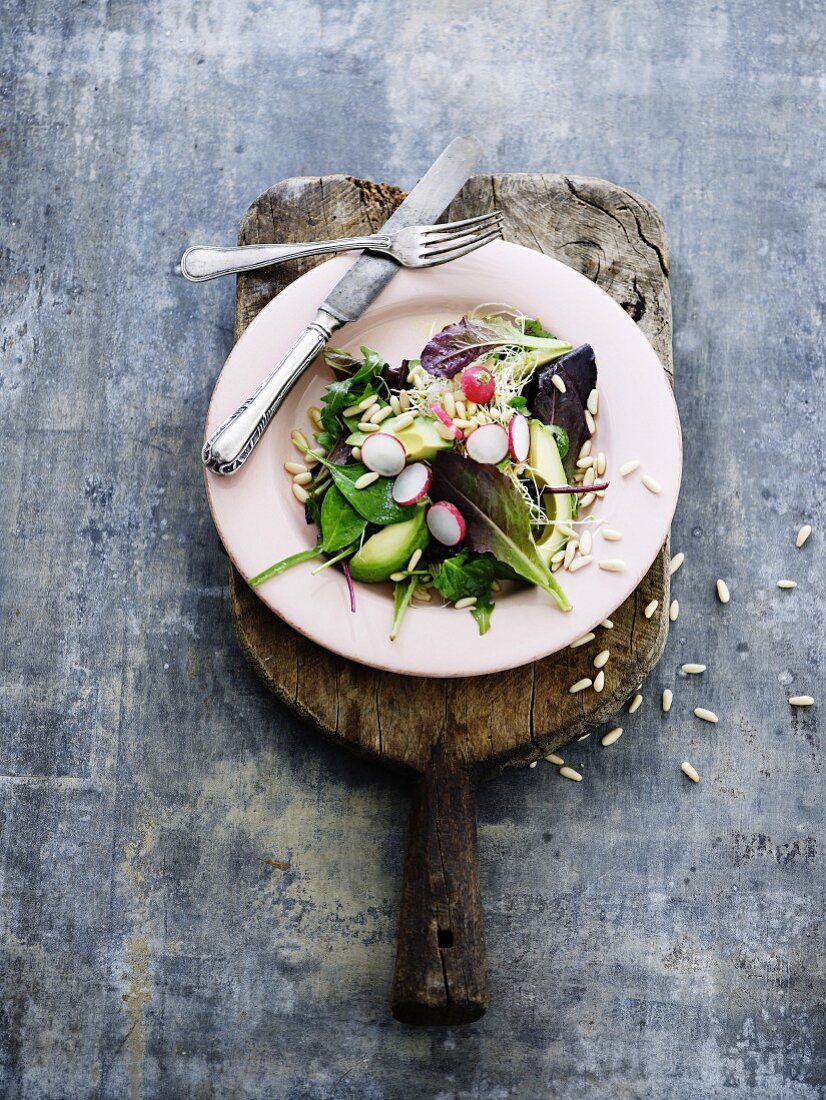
[460,364,496,404]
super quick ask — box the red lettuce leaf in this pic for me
[529,343,597,476]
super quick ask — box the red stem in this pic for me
[544,480,609,495]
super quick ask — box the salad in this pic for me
[250,306,608,640]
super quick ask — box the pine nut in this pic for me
[599,559,626,573]
[551,374,566,393]
[454,596,477,610]
[601,727,622,746]
[579,530,593,556]
[593,649,610,669]
[601,619,614,629]
[579,492,596,508]
[559,766,583,781]
[358,421,381,433]
[351,447,361,461]
[291,483,309,503]
[443,391,456,418]
[777,579,797,589]
[568,555,594,573]
[641,474,662,494]
[291,429,309,451]
[789,695,815,706]
[585,409,596,435]
[579,440,592,459]
[681,762,700,783]
[587,389,599,416]
[399,390,410,411]
[406,549,423,572]
[309,406,323,429]
[796,524,812,547]
[576,456,595,469]
[564,541,577,569]
[682,664,706,674]
[644,599,659,619]
[593,670,605,692]
[569,678,593,693]
[669,552,685,575]
[354,472,379,489]
[357,394,379,412]
[629,693,643,714]
[389,572,407,582]
[370,405,393,424]
[292,471,313,486]
[570,632,595,649]
[694,708,718,723]
[596,452,607,476]
[343,404,363,417]
[413,588,432,602]
[284,461,307,475]
[602,529,623,542]
[620,460,640,476]
[392,413,415,430]
[662,689,673,712]
[669,600,679,621]
[716,579,730,604]
[545,753,564,765]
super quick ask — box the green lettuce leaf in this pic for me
[320,485,368,553]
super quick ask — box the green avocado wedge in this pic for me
[348,506,430,583]
[529,420,575,566]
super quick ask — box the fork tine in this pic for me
[422,211,503,242]
[420,219,503,258]
[419,226,503,267]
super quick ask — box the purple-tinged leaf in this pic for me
[530,344,597,476]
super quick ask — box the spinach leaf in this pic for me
[431,550,498,636]
[431,453,571,612]
[249,542,322,587]
[390,577,418,641]
[471,599,494,635]
[320,485,367,553]
[313,458,413,525]
[319,346,388,439]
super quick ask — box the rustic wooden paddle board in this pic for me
[226,173,673,1024]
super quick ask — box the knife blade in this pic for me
[202,135,483,475]
[321,134,483,323]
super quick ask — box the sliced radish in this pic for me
[430,403,463,441]
[465,422,509,465]
[392,461,432,505]
[427,501,466,546]
[360,432,406,477]
[508,414,530,462]
[460,364,496,404]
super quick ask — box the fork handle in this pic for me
[181,237,389,282]
[202,308,342,475]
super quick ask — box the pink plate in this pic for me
[204,241,681,678]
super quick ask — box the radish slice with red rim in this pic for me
[360,432,406,477]
[392,462,432,505]
[465,422,509,465]
[426,501,466,546]
[508,414,530,462]
[430,403,463,441]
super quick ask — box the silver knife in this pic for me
[202,135,483,475]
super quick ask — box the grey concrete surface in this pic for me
[1,1,824,1097]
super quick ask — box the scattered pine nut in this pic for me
[455,400,467,420]
[309,406,324,429]
[789,695,815,707]
[392,412,415,431]
[694,707,718,723]
[577,733,590,741]
[569,678,593,693]
[600,619,614,629]
[682,664,706,674]
[716,579,730,604]
[354,471,379,489]
[563,541,577,569]
[343,403,363,417]
[570,632,596,649]
[796,524,812,548]
[358,421,381,433]
[596,452,607,476]
[568,555,594,573]
[593,649,610,669]
[579,492,596,508]
[681,761,700,783]
[601,727,623,746]
[669,552,685,575]
[284,461,307,475]
[602,529,623,541]
[412,588,432,602]
[641,474,662,494]
[370,405,393,424]
[669,599,680,621]
[443,390,456,418]
[389,395,401,415]
[629,693,643,714]
[576,456,595,469]
[777,579,797,589]
[662,689,673,712]
[559,766,583,782]
[545,753,564,765]
[351,446,362,461]
[620,460,640,477]
[579,440,592,459]
[389,572,407,582]
[585,409,596,435]
[529,760,538,769]
[551,549,566,566]
[583,467,596,487]
[587,389,599,416]
[292,471,313,486]
[593,670,605,692]
[491,580,501,592]
[291,429,309,451]
[599,559,626,573]
[357,394,379,412]
[579,530,593,556]
[551,374,566,394]
[454,596,477,610]
[291,483,309,504]
[644,599,659,619]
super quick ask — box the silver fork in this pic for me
[180,211,503,282]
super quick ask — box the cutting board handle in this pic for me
[391,742,487,1025]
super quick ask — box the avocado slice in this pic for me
[347,505,430,583]
[528,420,575,565]
[346,414,453,462]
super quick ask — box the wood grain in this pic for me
[229,173,673,778]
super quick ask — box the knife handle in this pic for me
[202,308,342,476]
[181,238,387,282]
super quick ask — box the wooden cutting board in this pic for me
[226,173,673,1024]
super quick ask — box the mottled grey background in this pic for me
[1,1,824,1097]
